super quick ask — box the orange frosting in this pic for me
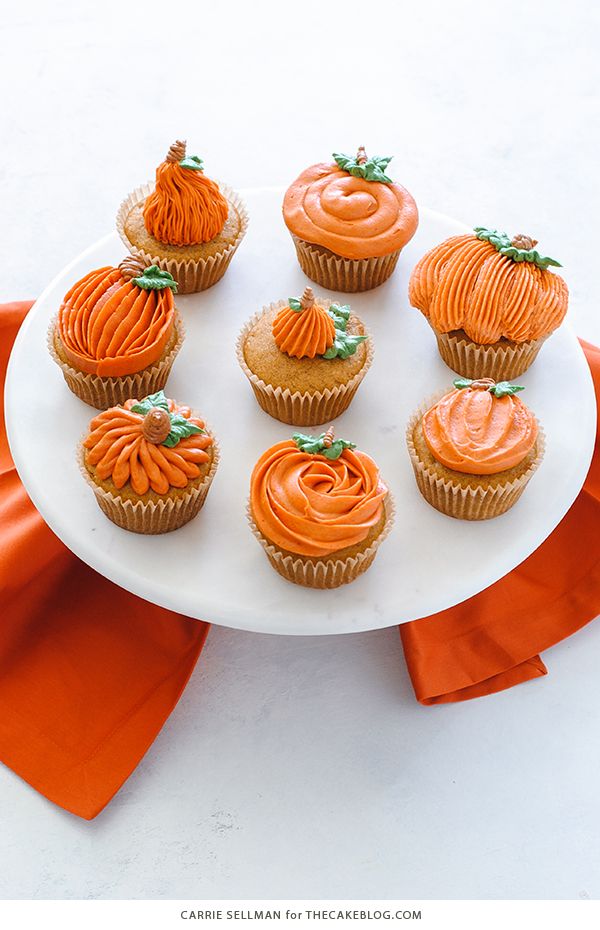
[250,440,387,557]
[272,288,335,358]
[143,142,228,246]
[422,386,538,475]
[83,399,213,496]
[57,266,175,377]
[283,162,418,260]
[409,234,569,344]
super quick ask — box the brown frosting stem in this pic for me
[511,233,538,250]
[118,255,148,281]
[469,378,496,390]
[300,286,315,310]
[356,145,367,165]
[166,140,187,163]
[322,426,335,448]
[142,408,171,444]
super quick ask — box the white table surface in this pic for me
[1,0,600,901]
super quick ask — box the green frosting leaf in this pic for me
[293,432,356,460]
[288,297,303,312]
[474,227,561,269]
[179,155,204,171]
[130,390,170,415]
[332,151,393,184]
[489,381,525,398]
[322,303,367,360]
[453,378,525,397]
[322,332,368,360]
[130,390,204,447]
[132,265,178,293]
[162,414,204,447]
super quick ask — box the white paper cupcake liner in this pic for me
[48,312,185,409]
[236,299,374,426]
[116,180,248,294]
[434,328,548,380]
[291,234,402,293]
[247,493,395,589]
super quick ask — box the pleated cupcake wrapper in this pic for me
[247,493,395,589]
[434,328,548,380]
[116,181,248,294]
[405,393,545,521]
[78,430,220,535]
[291,234,402,293]
[236,300,374,426]
[48,312,185,410]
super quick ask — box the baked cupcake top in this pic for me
[409,227,568,344]
[250,427,388,557]
[57,256,177,377]
[142,140,228,247]
[83,390,213,495]
[422,378,538,475]
[283,146,418,260]
[241,288,370,393]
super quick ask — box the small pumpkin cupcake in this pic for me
[237,286,373,426]
[80,390,218,534]
[49,256,184,409]
[406,378,544,520]
[117,140,248,293]
[283,146,418,292]
[248,427,394,588]
[409,227,569,379]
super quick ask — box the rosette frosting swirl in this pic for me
[143,140,228,246]
[250,440,387,557]
[58,264,175,377]
[422,385,538,475]
[409,233,568,343]
[283,161,418,260]
[84,399,213,496]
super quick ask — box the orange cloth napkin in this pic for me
[0,302,209,820]
[400,339,600,703]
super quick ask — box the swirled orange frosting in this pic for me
[143,156,228,246]
[272,303,335,358]
[84,399,213,496]
[409,234,569,343]
[58,266,175,377]
[250,440,387,557]
[422,387,538,475]
[283,162,418,260]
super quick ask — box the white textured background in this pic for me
[1,0,600,901]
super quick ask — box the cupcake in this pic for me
[117,140,248,293]
[283,146,418,292]
[49,255,184,409]
[248,427,394,588]
[406,377,544,520]
[237,285,373,426]
[80,390,218,534]
[409,227,569,379]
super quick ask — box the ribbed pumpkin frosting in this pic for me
[84,399,213,496]
[272,288,335,359]
[250,440,387,557]
[422,386,538,475]
[57,266,175,377]
[283,162,418,260]
[409,234,568,344]
[143,140,228,246]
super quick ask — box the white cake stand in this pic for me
[5,190,596,634]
